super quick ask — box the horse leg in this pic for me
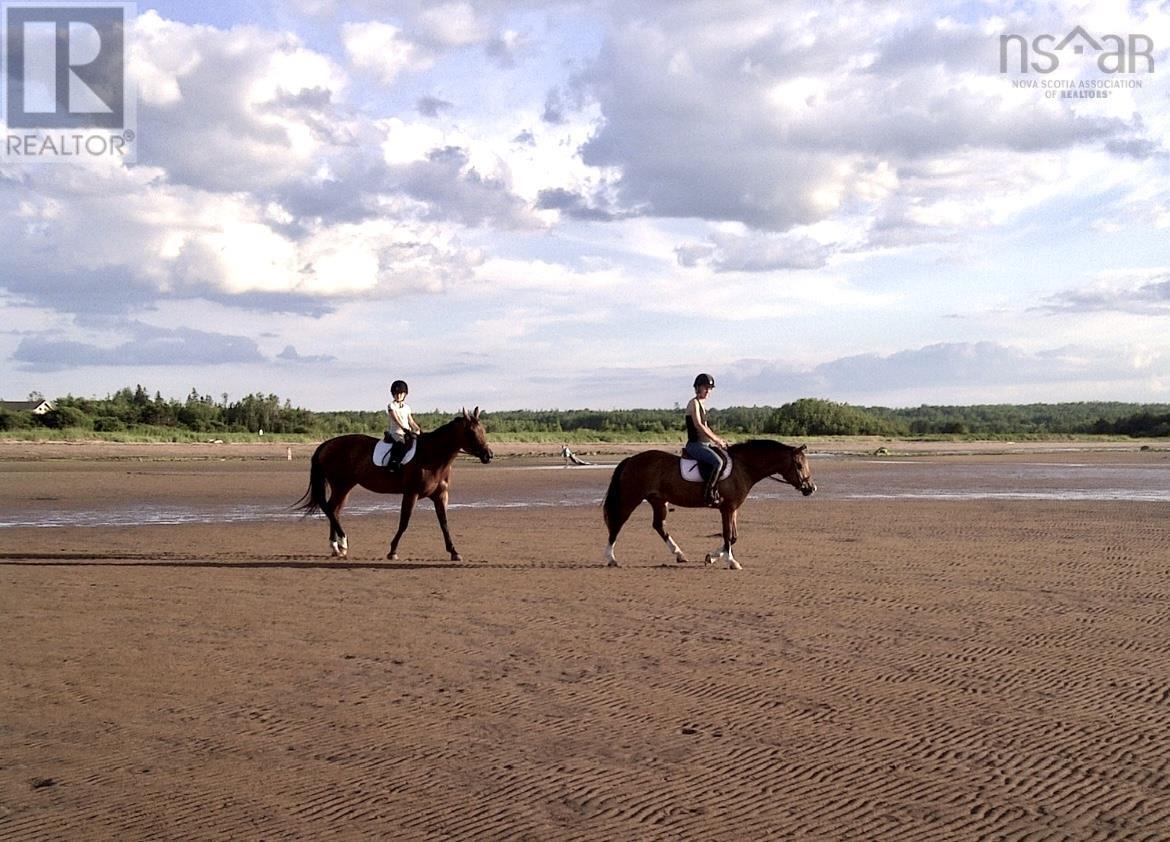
[604,495,643,567]
[703,506,741,570]
[387,492,419,560]
[325,483,354,559]
[722,507,741,570]
[650,497,687,564]
[387,492,419,561]
[430,482,461,562]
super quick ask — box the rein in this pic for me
[768,473,800,488]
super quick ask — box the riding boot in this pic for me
[705,477,721,507]
[384,439,404,471]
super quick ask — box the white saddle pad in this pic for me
[373,439,417,467]
[680,456,733,483]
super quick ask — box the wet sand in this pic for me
[2,442,1169,839]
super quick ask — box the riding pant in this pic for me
[684,441,726,481]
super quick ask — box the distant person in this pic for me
[561,444,589,466]
[684,373,729,506]
[383,380,422,471]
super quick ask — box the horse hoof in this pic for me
[451,553,462,562]
[704,553,714,566]
[387,552,399,561]
[607,560,619,567]
[727,558,743,571]
[676,553,689,564]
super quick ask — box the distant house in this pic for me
[0,399,55,415]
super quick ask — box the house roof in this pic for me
[0,399,54,413]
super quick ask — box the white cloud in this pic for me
[342,21,432,85]
[572,1,1164,242]
[132,12,351,192]
[415,2,489,48]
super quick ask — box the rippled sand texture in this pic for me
[2,444,1169,840]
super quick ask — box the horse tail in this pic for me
[294,442,328,515]
[602,457,630,530]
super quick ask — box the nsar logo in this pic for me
[1000,25,1155,75]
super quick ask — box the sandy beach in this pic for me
[2,440,1169,839]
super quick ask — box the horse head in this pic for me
[459,407,493,464]
[777,444,816,496]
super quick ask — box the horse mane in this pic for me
[421,412,475,440]
[728,438,798,454]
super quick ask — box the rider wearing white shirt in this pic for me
[384,379,422,470]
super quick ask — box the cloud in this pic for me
[1041,270,1170,315]
[676,230,834,271]
[13,325,265,371]
[398,146,536,228]
[277,345,338,364]
[485,29,528,68]
[0,13,539,313]
[571,5,1160,234]
[725,341,1170,405]
[416,95,454,117]
[132,12,351,194]
[535,187,621,222]
[342,21,432,85]
[414,2,489,49]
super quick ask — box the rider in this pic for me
[384,379,422,471]
[684,373,730,506]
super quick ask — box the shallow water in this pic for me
[3,458,1168,528]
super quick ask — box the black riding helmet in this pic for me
[693,373,715,389]
[390,380,409,396]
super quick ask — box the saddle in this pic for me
[679,453,733,483]
[372,438,417,468]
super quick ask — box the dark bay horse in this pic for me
[296,408,492,561]
[602,440,816,569]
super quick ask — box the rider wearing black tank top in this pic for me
[683,374,728,506]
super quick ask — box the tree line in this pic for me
[2,386,1169,438]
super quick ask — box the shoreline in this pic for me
[1,436,1166,463]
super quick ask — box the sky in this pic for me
[1,0,1168,411]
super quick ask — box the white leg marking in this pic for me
[726,549,742,571]
[605,543,618,567]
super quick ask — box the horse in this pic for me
[295,408,492,561]
[602,440,816,569]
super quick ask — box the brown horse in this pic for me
[295,408,492,561]
[602,440,816,569]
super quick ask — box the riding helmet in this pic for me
[390,380,409,396]
[693,373,715,389]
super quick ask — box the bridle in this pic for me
[768,452,814,493]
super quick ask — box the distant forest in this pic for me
[3,386,1170,439]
